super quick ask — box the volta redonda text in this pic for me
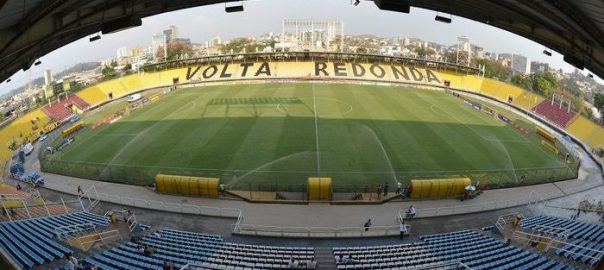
[185,62,443,84]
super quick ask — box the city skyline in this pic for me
[0,0,599,95]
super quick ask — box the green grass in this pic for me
[43,83,575,190]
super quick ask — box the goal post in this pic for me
[551,93,572,113]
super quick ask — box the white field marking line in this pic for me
[59,94,185,157]
[450,100,533,143]
[522,134,572,170]
[312,85,321,174]
[440,96,569,168]
[102,94,207,169]
[53,158,569,174]
[416,90,529,143]
[429,98,567,173]
[361,124,398,184]
[491,139,519,183]
[90,133,138,137]
[429,105,529,143]
[276,103,287,114]
[227,151,312,187]
[173,101,197,117]
[275,98,353,116]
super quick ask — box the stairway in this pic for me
[314,246,336,270]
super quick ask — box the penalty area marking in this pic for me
[429,105,530,144]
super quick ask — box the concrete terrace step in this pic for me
[314,247,336,270]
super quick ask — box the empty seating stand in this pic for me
[88,228,315,270]
[522,216,604,266]
[42,95,90,121]
[0,211,109,269]
[533,100,577,127]
[333,229,575,270]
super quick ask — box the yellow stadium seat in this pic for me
[77,86,107,106]
[0,109,51,162]
[439,71,483,92]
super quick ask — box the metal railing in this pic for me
[0,195,71,222]
[233,223,401,238]
[55,222,96,239]
[76,229,122,249]
[79,185,100,212]
[398,190,562,219]
[495,212,524,233]
[127,213,138,232]
[512,230,604,263]
[87,189,242,219]
[413,262,473,270]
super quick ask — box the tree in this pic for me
[532,72,558,97]
[101,66,116,79]
[155,46,165,60]
[414,46,435,58]
[558,77,581,96]
[595,93,604,112]
[511,75,531,90]
[167,42,193,61]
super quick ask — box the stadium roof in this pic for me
[0,0,604,83]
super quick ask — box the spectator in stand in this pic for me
[162,261,173,270]
[15,183,21,190]
[343,255,354,264]
[287,257,298,269]
[144,246,155,256]
[306,259,317,269]
[65,259,75,270]
[69,255,78,266]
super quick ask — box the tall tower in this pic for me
[44,70,52,86]
[457,36,471,66]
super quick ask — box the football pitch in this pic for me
[45,83,574,190]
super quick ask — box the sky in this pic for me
[0,0,598,95]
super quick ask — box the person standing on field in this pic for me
[364,219,372,231]
[383,182,389,197]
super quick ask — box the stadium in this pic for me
[0,1,603,270]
